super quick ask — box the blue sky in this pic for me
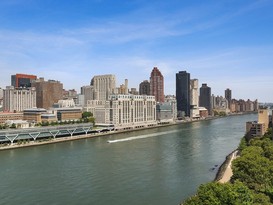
[0,0,273,102]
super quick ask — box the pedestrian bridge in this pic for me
[0,123,94,144]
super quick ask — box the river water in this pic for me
[0,114,256,205]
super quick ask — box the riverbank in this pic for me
[0,121,182,151]
[214,150,238,182]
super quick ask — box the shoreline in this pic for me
[0,121,188,151]
[0,112,255,151]
[214,150,238,182]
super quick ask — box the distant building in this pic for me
[230,99,258,113]
[3,86,36,112]
[117,79,129,95]
[246,121,265,138]
[90,74,116,101]
[31,78,63,109]
[54,99,75,108]
[165,95,177,121]
[150,67,164,103]
[81,85,95,106]
[190,79,199,118]
[156,102,175,123]
[75,94,85,107]
[211,95,229,114]
[176,71,191,117]
[0,87,3,99]
[139,80,150,95]
[225,88,232,109]
[86,94,157,130]
[5,120,29,129]
[246,108,269,138]
[23,108,48,123]
[52,107,82,121]
[129,88,139,95]
[199,83,212,115]
[199,107,208,118]
[63,89,77,99]
[0,112,23,124]
[11,73,37,88]
[258,108,269,131]
[0,87,3,109]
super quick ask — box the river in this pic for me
[0,114,256,205]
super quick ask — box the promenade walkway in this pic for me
[219,150,238,183]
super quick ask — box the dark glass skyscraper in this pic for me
[199,83,212,115]
[139,80,150,95]
[225,88,232,109]
[176,71,190,117]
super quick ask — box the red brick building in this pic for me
[150,67,164,103]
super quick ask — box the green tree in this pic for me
[82,111,93,119]
[232,146,273,195]
[10,123,16,129]
[183,181,254,205]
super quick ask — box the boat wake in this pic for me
[107,130,180,143]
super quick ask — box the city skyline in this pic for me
[0,1,273,102]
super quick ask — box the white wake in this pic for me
[107,129,180,143]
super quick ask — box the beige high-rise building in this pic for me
[3,86,36,112]
[190,79,199,107]
[90,74,116,101]
[190,79,199,118]
[31,78,63,109]
[258,108,269,131]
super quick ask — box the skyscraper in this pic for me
[225,88,232,109]
[176,71,191,117]
[190,79,199,107]
[139,80,150,95]
[199,83,212,115]
[31,78,63,109]
[11,74,37,88]
[150,67,164,102]
[90,74,116,101]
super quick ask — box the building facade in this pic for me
[190,79,199,118]
[199,83,212,115]
[53,108,82,121]
[3,86,36,112]
[211,95,229,114]
[31,78,63,109]
[23,108,48,123]
[90,74,116,101]
[86,94,157,130]
[117,79,129,95]
[81,85,95,106]
[176,71,191,117]
[139,80,150,95]
[0,112,23,124]
[150,67,164,103]
[245,108,269,138]
[11,73,37,88]
[258,108,269,131]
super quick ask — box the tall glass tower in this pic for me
[199,83,212,115]
[176,71,190,117]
